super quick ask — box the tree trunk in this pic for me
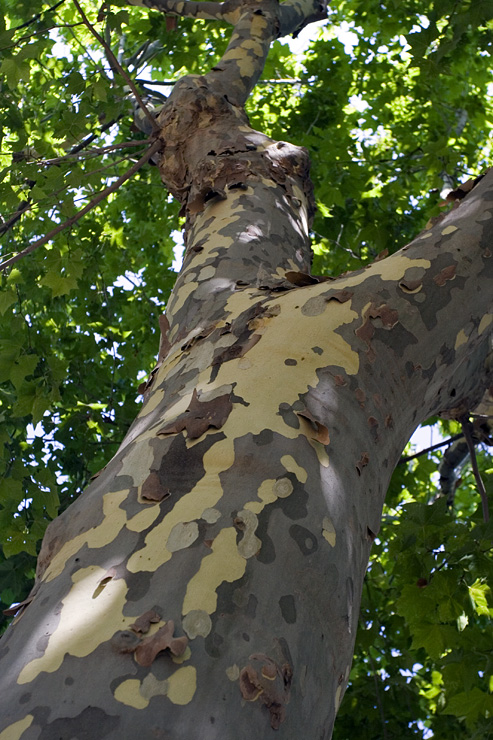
[0,1,491,738]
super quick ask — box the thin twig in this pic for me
[81,152,142,178]
[0,139,162,271]
[72,0,159,135]
[66,115,124,158]
[459,414,490,522]
[0,201,32,238]
[0,120,128,239]
[34,138,151,166]
[134,77,304,86]
[1,23,85,51]
[12,0,66,31]
[399,433,464,463]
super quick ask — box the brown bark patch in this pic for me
[284,271,333,287]
[2,595,34,617]
[399,277,423,293]
[158,314,171,361]
[355,317,375,345]
[130,609,162,634]
[239,653,293,730]
[385,414,394,429]
[369,303,399,328]
[355,388,366,408]
[326,289,353,303]
[433,264,456,286]
[158,388,233,439]
[356,452,370,476]
[134,621,188,666]
[141,471,170,503]
[334,374,347,387]
[111,630,141,654]
[297,409,330,445]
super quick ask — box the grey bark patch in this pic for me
[38,706,119,739]
[254,428,274,445]
[289,525,318,555]
[301,295,327,316]
[279,594,297,624]
[155,432,222,497]
[278,403,300,429]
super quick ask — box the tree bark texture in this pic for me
[0,1,492,738]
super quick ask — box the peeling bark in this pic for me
[0,1,492,739]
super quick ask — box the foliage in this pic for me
[0,0,491,736]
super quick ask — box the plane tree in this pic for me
[0,0,492,738]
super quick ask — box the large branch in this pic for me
[128,0,327,104]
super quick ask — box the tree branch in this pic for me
[399,433,464,463]
[0,139,162,272]
[12,0,66,31]
[72,0,159,135]
[459,415,490,522]
[35,138,151,166]
[127,0,225,22]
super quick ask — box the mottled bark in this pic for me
[0,1,492,739]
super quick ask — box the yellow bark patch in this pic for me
[370,254,431,282]
[215,291,359,442]
[221,47,255,79]
[182,528,246,615]
[335,685,343,710]
[226,664,240,681]
[478,313,492,334]
[140,387,165,416]
[281,455,308,483]
[127,438,235,573]
[309,439,330,468]
[18,566,130,684]
[0,716,33,740]
[114,679,149,710]
[167,281,197,322]
[43,490,129,582]
[242,39,264,57]
[244,478,280,514]
[167,665,197,705]
[126,506,161,532]
[441,225,458,235]
[454,329,469,350]
[198,265,215,281]
[322,517,336,547]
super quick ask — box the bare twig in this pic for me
[72,0,159,135]
[0,139,162,271]
[459,414,490,522]
[12,0,67,31]
[1,23,85,51]
[134,77,304,86]
[399,433,464,463]
[0,201,32,238]
[35,138,151,166]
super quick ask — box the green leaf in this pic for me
[0,289,16,314]
[442,688,493,725]
[40,271,79,297]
